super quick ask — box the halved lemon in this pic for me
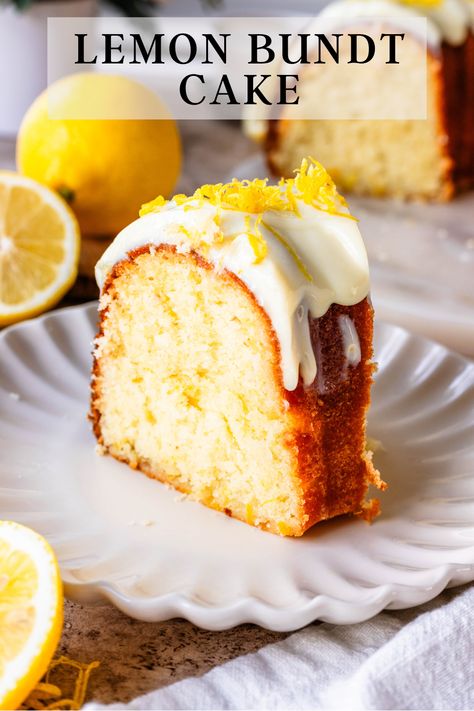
[0,521,63,711]
[0,172,80,326]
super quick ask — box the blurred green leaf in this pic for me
[2,0,221,15]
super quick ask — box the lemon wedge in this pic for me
[0,172,80,326]
[0,521,63,711]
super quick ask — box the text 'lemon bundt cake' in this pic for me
[90,159,384,536]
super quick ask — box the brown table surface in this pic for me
[1,121,293,706]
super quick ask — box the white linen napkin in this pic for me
[86,583,474,710]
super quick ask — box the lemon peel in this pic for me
[0,172,80,326]
[21,656,100,710]
[0,521,63,711]
[284,157,357,220]
[138,158,354,269]
[139,158,351,220]
[244,215,268,263]
[398,0,441,7]
[139,195,166,216]
[17,74,181,237]
[261,220,313,281]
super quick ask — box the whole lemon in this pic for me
[17,73,181,236]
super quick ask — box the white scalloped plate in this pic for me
[0,303,473,630]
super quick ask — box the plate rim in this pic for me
[1,302,474,630]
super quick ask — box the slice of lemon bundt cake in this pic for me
[90,159,384,536]
[245,0,474,201]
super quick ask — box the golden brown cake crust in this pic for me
[90,244,384,536]
[288,295,383,530]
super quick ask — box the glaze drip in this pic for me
[96,163,370,391]
[338,314,362,370]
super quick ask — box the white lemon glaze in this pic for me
[96,197,369,392]
[467,0,474,25]
[338,314,362,369]
[318,0,471,46]
[425,0,471,43]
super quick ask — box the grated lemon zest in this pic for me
[398,0,441,6]
[244,215,268,263]
[261,220,312,282]
[139,195,166,216]
[138,158,355,264]
[140,158,350,219]
[284,157,357,221]
[178,225,192,239]
[21,656,100,710]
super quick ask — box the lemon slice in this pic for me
[0,172,80,326]
[0,521,63,711]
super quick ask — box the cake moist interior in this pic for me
[91,244,381,536]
